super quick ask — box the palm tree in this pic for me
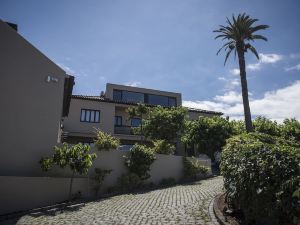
[214,13,269,132]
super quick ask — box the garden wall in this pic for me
[0,149,211,215]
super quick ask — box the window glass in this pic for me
[115,116,122,126]
[113,90,122,101]
[95,111,100,122]
[168,97,177,107]
[148,94,169,106]
[80,109,100,123]
[85,110,90,121]
[122,91,144,103]
[81,109,86,121]
[90,111,95,122]
[131,118,141,127]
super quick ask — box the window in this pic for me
[113,89,144,103]
[80,109,100,123]
[113,90,122,101]
[168,97,177,107]
[115,116,122,126]
[148,94,169,106]
[147,94,177,107]
[131,118,141,127]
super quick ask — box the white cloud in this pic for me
[259,53,283,63]
[247,53,283,71]
[247,63,261,71]
[124,81,141,87]
[183,80,300,121]
[285,63,300,72]
[289,53,300,59]
[218,76,226,81]
[214,91,242,104]
[229,68,240,75]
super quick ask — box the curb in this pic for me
[213,193,231,225]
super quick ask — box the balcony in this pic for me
[114,125,134,135]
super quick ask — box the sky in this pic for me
[1,0,300,121]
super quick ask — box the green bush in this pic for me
[221,133,300,225]
[253,116,280,136]
[125,144,156,180]
[281,118,300,142]
[183,157,209,180]
[152,140,175,155]
[182,116,233,159]
[95,130,120,151]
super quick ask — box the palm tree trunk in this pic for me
[237,45,253,132]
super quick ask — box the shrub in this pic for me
[281,118,300,142]
[152,140,175,155]
[182,116,233,159]
[125,144,156,180]
[221,133,300,225]
[95,130,120,151]
[94,168,112,196]
[253,116,280,136]
[182,157,209,180]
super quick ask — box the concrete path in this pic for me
[16,176,223,225]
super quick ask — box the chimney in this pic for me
[6,22,18,31]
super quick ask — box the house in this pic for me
[0,20,74,176]
[63,83,222,155]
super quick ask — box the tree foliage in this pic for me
[143,106,187,141]
[214,13,269,132]
[221,133,300,225]
[95,130,120,151]
[182,116,233,159]
[40,143,97,200]
[281,118,300,142]
[253,116,280,136]
[152,139,175,155]
[183,157,209,180]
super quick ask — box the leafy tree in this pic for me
[281,118,300,142]
[152,139,175,155]
[95,130,120,151]
[127,103,148,140]
[214,13,269,132]
[253,116,280,136]
[143,106,187,141]
[40,143,97,200]
[182,116,233,159]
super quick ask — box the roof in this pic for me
[71,95,223,115]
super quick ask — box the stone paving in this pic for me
[16,176,223,225]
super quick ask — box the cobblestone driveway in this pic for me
[17,176,223,225]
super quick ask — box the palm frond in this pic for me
[248,45,260,60]
[251,34,268,41]
[224,47,235,65]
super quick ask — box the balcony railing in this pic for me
[114,125,134,135]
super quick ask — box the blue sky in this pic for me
[1,0,300,120]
